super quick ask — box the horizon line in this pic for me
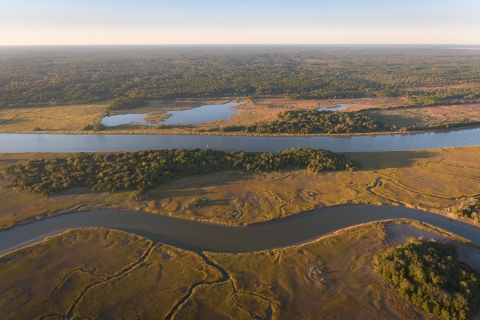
[1,43,480,47]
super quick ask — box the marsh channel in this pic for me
[1,205,479,256]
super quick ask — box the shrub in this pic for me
[373,240,480,319]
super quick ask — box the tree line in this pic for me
[6,148,355,196]
[373,239,480,320]
[220,110,390,134]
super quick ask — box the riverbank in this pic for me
[3,122,480,137]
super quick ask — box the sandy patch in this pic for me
[385,223,448,244]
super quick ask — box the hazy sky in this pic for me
[1,0,479,45]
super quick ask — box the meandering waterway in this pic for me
[1,205,478,255]
[1,126,480,153]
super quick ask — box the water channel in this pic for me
[1,205,479,255]
[1,126,480,153]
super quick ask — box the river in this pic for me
[1,127,480,153]
[1,205,478,255]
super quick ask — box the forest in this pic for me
[6,148,355,196]
[374,240,480,320]
[220,110,389,134]
[1,46,480,107]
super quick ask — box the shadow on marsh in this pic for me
[0,118,25,126]
[149,171,255,198]
[347,150,438,171]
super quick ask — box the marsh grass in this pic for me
[2,146,480,229]
[1,220,478,319]
[0,228,152,319]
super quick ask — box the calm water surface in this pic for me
[0,205,479,255]
[101,101,240,126]
[1,127,480,153]
[317,104,352,112]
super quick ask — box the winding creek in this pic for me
[1,205,479,256]
[2,126,480,153]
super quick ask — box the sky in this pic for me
[1,0,479,45]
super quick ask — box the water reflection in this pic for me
[101,101,241,126]
[1,126,480,153]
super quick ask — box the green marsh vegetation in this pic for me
[6,148,354,196]
[220,109,390,134]
[452,200,480,223]
[3,146,480,229]
[374,240,480,319]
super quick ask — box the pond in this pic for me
[0,205,479,255]
[1,126,480,153]
[101,101,241,126]
[317,104,352,112]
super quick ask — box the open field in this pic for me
[362,104,480,129]
[1,146,480,229]
[251,96,405,112]
[0,103,106,133]
[1,221,479,319]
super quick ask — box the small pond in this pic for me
[317,104,352,112]
[101,101,241,127]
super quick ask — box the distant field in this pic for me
[251,96,404,111]
[2,97,480,135]
[362,104,480,129]
[0,103,106,132]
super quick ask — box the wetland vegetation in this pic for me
[220,109,389,134]
[2,145,480,230]
[5,148,354,196]
[374,240,480,319]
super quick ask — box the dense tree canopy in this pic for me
[221,110,389,134]
[1,46,479,107]
[6,148,355,196]
[106,97,145,111]
[374,240,480,320]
